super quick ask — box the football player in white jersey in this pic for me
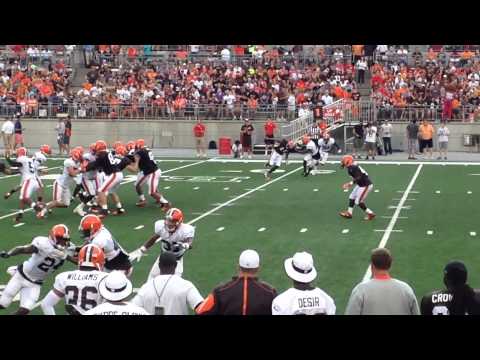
[78,214,133,276]
[298,135,321,177]
[272,252,336,315]
[40,244,108,315]
[84,271,149,315]
[317,132,340,165]
[4,145,51,223]
[129,208,194,279]
[37,148,82,219]
[73,144,100,217]
[0,224,72,315]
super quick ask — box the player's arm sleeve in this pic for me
[195,292,219,315]
[344,285,363,315]
[419,295,430,315]
[327,296,336,315]
[408,287,420,315]
[40,289,63,315]
[271,297,284,315]
[187,284,204,312]
[131,285,151,314]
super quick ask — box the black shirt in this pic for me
[274,139,289,156]
[354,124,364,139]
[347,164,372,187]
[241,124,254,138]
[135,148,157,175]
[421,288,480,315]
[86,151,132,175]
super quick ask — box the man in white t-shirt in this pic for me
[321,92,333,106]
[364,122,378,160]
[221,48,231,62]
[1,118,15,156]
[132,252,203,315]
[437,121,450,160]
[84,271,149,315]
[380,120,393,155]
[272,252,336,315]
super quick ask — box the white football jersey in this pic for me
[318,138,335,152]
[154,220,195,258]
[17,155,36,182]
[82,152,97,180]
[90,227,124,261]
[84,302,149,315]
[132,274,203,315]
[53,269,108,314]
[306,140,319,156]
[21,236,68,283]
[57,158,79,188]
[272,287,336,315]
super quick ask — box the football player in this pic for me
[79,214,133,276]
[318,132,340,165]
[5,145,51,222]
[264,138,295,181]
[129,208,194,279]
[37,148,82,219]
[71,146,86,201]
[73,144,100,217]
[40,244,108,315]
[130,138,170,209]
[339,155,376,221]
[297,135,321,177]
[0,224,72,315]
[83,140,132,217]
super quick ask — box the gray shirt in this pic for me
[55,121,65,136]
[406,123,419,140]
[345,277,420,315]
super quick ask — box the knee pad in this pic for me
[349,199,355,207]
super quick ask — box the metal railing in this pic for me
[375,104,480,123]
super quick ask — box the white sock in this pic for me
[366,208,373,214]
[348,207,353,214]
[160,196,168,204]
[31,202,36,209]
[139,194,146,201]
[116,202,122,209]
[101,204,108,210]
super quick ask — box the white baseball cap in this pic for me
[284,252,317,283]
[98,271,133,302]
[239,249,260,269]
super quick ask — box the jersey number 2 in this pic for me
[37,257,64,272]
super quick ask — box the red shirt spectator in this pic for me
[193,121,206,137]
[127,47,138,58]
[264,119,277,136]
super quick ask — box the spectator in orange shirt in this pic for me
[263,118,277,156]
[352,45,364,64]
[193,119,207,158]
[418,119,435,159]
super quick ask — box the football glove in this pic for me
[342,182,353,190]
[0,251,10,259]
[129,246,147,263]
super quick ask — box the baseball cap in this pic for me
[239,249,260,269]
[284,252,317,283]
[444,261,468,287]
[98,271,133,302]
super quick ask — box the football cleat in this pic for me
[136,200,147,207]
[111,208,125,216]
[4,192,11,199]
[339,211,353,219]
[159,201,172,212]
[365,212,376,221]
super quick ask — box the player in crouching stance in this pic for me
[37,148,82,219]
[264,138,295,181]
[79,214,133,276]
[0,224,72,315]
[129,208,194,279]
[318,132,340,165]
[296,135,321,177]
[339,155,376,221]
[40,244,108,315]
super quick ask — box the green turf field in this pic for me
[0,156,479,314]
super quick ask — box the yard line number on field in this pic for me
[361,164,423,283]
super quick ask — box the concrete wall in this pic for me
[10,119,480,153]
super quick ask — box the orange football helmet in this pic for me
[113,141,123,149]
[78,244,105,270]
[95,140,107,153]
[16,147,27,157]
[49,224,70,249]
[89,143,97,153]
[79,214,103,239]
[341,155,354,168]
[115,144,127,156]
[302,135,311,145]
[135,138,145,149]
[70,148,82,161]
[73,146,84,156]
[165,208,183,233]
[126,141,135,152]
[40,144,52,155]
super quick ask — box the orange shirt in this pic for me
[193,123,206,137]
[352,45,364,56]
[419,123,434,140]
[452,99,461,109]
[264,120,277,136]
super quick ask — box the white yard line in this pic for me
[186,166,302,226]
[361,164,423,283]
[0,166,61,180]
[206,159,480,166]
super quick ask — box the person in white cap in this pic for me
[83,271,149,315]
[272,252,336,315]
[196,249,277,315]
[131,252,203,315]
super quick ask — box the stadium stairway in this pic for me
[358,68,372,100]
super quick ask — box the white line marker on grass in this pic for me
[193,187,200,190]
[223,187,229,190]
[435,190,441,194]
[134,225,144,230]
[164,186,171,190]
[342,229,349,234]
[362,164,423,282]
[258,227,266,232]
[388,205,411,210]
[313,189,318,192]
[374,229,403,233]
[216,227,225,232]
[381,216,408,219]
[427,230,433,235]
[470,231,477,236]
[300,228,308,233]
[0,166,61,180]
[283,188,288,192]
[374,189,379,193]
[468,191,472,194]
[13,223,25,228]
[343,189,348,192]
